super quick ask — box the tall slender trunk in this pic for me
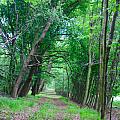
[36,58,43,94]
[83,10,93,105]
[66,67,69,98]
[106,0,119,66]
[11,21,51,98]
[62,71,65,96]
[94,78,99,109]
[99,0,109,119]
[107,39,120,104]
[97,0,104,112]
[9,47,16,94]
[105,0,119,103]
[38,80,45,92]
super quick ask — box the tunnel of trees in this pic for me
[0,0,120,119]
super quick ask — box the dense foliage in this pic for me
[0,0,119,119]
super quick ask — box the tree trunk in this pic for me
[105,0,119,104]
[36,79,42,94]
[106,0,119,67]
[31,80,37,96]
[107,39,120,104]
[11,21,51,98]
[66,67,69,98]
[97,0,104,112]
[62,71,65,96]
[18,67,35,97]
[9,47,16,94]
[31,79,45,96]
[99,0,109,119]
[110,97,113,120]
[83,10,93,105]
[31,57,52,95]
[36,58,43,94]
[99,0,119,117]
[38,80,45,92]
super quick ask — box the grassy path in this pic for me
[1,93,120,120]
[29,97,81,120]
[13,97,48,120]
[28,93,100,120]
[0,93,100,120]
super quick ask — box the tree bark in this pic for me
[65,67,69,98]
[107,39,120,104]
[105,0,119,104]
[18,67,35,97]
[99,0,109,119]
[106,0,119,67]
[31,80,37,96]
[11,20,51,98]
[83,10,93,105]
[97,0,104,112]
[31,57,52,95]
[38,80,45,92]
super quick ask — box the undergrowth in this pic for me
[0,95,41,112]
[113,101,120,107]
[60,97,100,120]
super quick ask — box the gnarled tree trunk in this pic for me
[11,21,51,98]
[18,67,35,97]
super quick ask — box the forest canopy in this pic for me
[0,0,119,119]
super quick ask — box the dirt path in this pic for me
[12,96,81,120]
[1,94,119,120]
[106,108,120,120]
[0,96,80,120]
[50,98,80,120]
[51,98,67,109]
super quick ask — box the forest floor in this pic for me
[0,92,120,120]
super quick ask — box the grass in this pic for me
[60,97,100,120]
[30,102,59,120]
[79,108,100,120]
[113,101,120,107]
[0,95,41,112]
[0,94,101,120]
[30,96,100,120]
